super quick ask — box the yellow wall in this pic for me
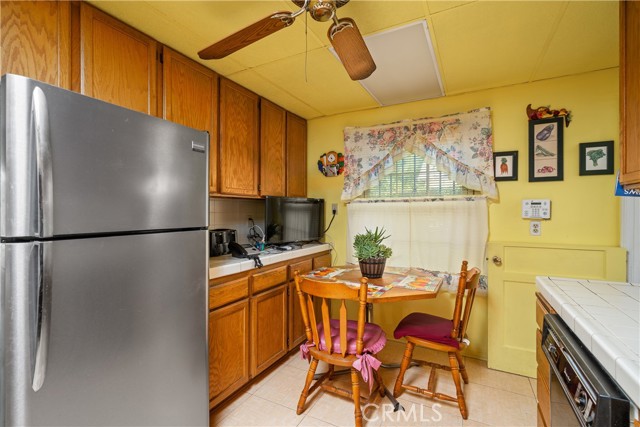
[306,68,620,359]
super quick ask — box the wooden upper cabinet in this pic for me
[0,1,71,88]
[78,3,157,115]
[162,47,219,194]
[219,78,259,196]
[620,1,640,189]
[260,99,286,197]
[286,112,307,197]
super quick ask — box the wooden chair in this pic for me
[293,271,387,427]
[392,260,481,419]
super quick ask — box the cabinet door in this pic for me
[288,259,313,350]
[620,1,640,188]
[250,285,287,376]
[163,47,219,194]
[1,0,71,89]
[209,299,250,408]
[313,252,332,270]
[79,3,157,115]
[286,112,307,197]
[260,99,286,196]
[219,78,259,196]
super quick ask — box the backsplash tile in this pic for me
[209,198,265,245]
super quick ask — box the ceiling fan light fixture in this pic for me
[329,18,376,80]
[309,0,336,22]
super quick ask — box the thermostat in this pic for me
[522,199,551,219]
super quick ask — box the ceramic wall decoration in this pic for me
[317,151,344,177]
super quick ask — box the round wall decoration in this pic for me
[317,151,345,177]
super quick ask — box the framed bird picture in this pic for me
[579,141,614,176]
[493,151,518,181]
[529,117,564,182]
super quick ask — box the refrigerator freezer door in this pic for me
[0,74,208,238]
[1,231,208,426]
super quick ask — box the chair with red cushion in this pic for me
[294,271,386,427]
[392,260,481,419]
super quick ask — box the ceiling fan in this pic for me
[197,0,376,81]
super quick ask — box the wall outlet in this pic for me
[332,203,338,214]
[530,221,541,236]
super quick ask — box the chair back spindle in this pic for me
[450,261,480,341]
[294,271,369,357]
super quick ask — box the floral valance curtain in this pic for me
[341,108,498,201]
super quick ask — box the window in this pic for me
[363,151,478,199]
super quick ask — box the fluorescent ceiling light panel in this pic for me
[340,21,444,106]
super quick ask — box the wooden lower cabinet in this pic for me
[535,293,554,427]
[209,250,331,408]
[209,298,250,408]
[288,259,313,350]
[251,285,288,376]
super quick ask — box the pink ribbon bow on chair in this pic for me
[299,342,315,361]
[352,353,382,391]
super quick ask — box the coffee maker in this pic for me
[209,229,237,256]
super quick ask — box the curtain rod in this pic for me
[347,195,488,204]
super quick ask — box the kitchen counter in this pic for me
[209,243,331,278]
[536,276,640,413]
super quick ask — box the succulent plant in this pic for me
[353,227,393,261]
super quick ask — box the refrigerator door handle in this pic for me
[31,87,54,238]
[32,241,52,391]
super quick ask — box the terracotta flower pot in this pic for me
[358,257,387,279]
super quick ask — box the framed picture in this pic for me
[493,151,518,181]
[579,141,614,175]
[529,117,564,182]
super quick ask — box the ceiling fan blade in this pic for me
[198,12,294,60]
[328,18,376,80]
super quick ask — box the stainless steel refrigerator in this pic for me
[0,74,209,426]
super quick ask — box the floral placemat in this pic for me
[390,274,440,292]
[305,267,353,279]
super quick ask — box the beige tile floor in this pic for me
[210,341,538,427]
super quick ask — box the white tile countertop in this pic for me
[209,243,332,279]
[536,276,640,412]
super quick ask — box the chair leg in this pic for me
[455,351,469,384]
[351,368,363,427]
[393,341,415,398]
[373,368,386,398]
[297,358,319,415]
[448,352,468,419]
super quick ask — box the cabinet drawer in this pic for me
[210,277,249,310]
[289,259,313,278]
[252,266,287,294]
[535,293,555,329]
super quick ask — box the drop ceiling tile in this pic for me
[431,1,566,94]
[151,1,326,69]
[336,1,428,35]
[425,1,473,16]
[89,1,248,75]
[533,1,618,81]
[250,48,379,116]
[228,70,323,119]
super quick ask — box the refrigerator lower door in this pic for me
[1,231,208,426]
[0,74,208,239]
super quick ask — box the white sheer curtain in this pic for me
[347,197,489,292]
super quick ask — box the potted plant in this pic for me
[353,227,393,279]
